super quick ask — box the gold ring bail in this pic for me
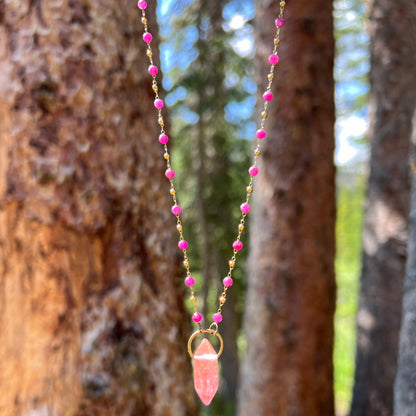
[187,329,224,359]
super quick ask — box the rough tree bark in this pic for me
[349,1,415,415]
[0,1,196,415]
[238,0,336,415]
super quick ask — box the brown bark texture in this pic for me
[237,0,336,415]
[0,1,197,415]
[349,1,415,415]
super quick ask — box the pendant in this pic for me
[188,328,224,406]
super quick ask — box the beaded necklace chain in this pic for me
[137,0,286,405]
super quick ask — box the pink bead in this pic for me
[263,91,273,101]
[165,168,175,179]
[223,277,233,287]
[275,18,285,27]
[143,32,153,44]
[233,240,243,251]
[192,312,203,323]
[212,313,223,323]
[159,134,169,144]
[148,65,158,76]
[171,205,181,215]
[137,0,147,10]
[256,129,266,139]
[154,98,164,109]
[178,240,188,250]
[185,276,195,287]
[249,166,259,176]
[269,54,279,65]
[240,203,251,214]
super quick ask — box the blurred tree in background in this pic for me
[395,96,416,415]
[393,3,416,416]
[238,0,336,415]
[349,0,416,414]
[0,1,196,415]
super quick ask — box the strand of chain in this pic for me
[137,0,286,330]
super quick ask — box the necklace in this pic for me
[137,0,287,406]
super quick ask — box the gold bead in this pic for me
[219,296,226,305]
[255,149,261,156]
[261,111,268,119]
[268,74,274,81]
[274,38,280,45]
[170,188,175,195]
[152,84,158,93]
[280,1,286,6]
[141,17,147,24]
[164,152,169,159]
[239,223,244,231]
[158,117,164,125]
[183,259,189,267]
[247,185,253,193]
[146,49,152,57]
[229,259,235,267]
[190,295,196,303]
[176,224,182,232]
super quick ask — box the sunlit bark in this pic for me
[238,0,336,414]
[0,1,196,415]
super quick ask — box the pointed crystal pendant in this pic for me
[193,338,219,405]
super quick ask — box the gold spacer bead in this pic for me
[158,117,164,125]
[190,295,196,303]
[239,223,245,231]
[177,224,182,232]
[146,49,152,57]
[274,38,280,45]
[247,185,253,193]
[164,152,169,159]
[280,1,286,6]
[268,74,274,81]
[229,260,235,268]
[141,17,147,24]
[183,259,189,267]
[219,296,226,305]
[255,149,261,156]
[170,188,176,195]
[152,84,158,93]
[261,111,268,119]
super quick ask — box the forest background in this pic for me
[0,0,415,415]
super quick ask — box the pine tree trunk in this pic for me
[237,1,336,415]
[0,1,196,415]
[349,1,415,415]
[394,113,416,415]
[393,3,416,408]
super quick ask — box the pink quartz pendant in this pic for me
[193,339,219,405]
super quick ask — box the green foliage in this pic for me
[167,0,253,316]
[334,170,366,415]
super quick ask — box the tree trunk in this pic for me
[349,1,415,415]
[0,1,196,415]
[393,3,416,405]
[394,112,416,416]
[237,1,336,415]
